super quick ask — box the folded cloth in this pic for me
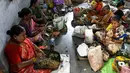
[101,58,116,73]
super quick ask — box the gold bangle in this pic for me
[32,57,36,62]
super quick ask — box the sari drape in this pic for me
[5,38,51,73]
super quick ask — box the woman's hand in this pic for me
[36,52,43,58]
[33,43,46,58]
[91,19,98,23]
[31,15,37,20]
[35,49,45,58]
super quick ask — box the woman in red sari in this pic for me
[4,25,52,73]
[95,0,103,13]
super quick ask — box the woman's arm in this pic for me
[17,58,36,69]
[33,43,46,56]
[112,39,123,44]
[112,34,123,43]
[32,15,44,22]
[92,19,108,26]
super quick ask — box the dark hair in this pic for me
[18,8,32,18]
[99,0,102,2]
[111,15,120,22]
[7,25,25,38]
[103,5,110,10]
[30,0,38,7]
[96,0,102,2]
[117,1,125,8]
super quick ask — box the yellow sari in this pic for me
[102,11,114,23]
[101,11,114,28]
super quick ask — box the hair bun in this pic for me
[18,11,23,18]
[6,30,11,35]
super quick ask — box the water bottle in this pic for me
[50,38,55,51]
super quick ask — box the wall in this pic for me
[0,0,30,72]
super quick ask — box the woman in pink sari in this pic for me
[18,8,44,43]
[4,25,57,73]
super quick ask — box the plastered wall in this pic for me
[0,0,30,72]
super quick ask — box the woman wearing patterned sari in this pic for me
[4,25,58,73]
[92,5,114,28]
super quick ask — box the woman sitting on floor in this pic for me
[95,0,103,13]
[96,16,125,54]
[104,16,124,45]
[4,25,59,73]
[91,5,115,28]
[114,1,130,23]
[85,0,103,21]
[30,0,47,24]
[18,8,44,44]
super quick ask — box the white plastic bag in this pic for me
[88,45,104,72]
[72,26,88,38]
[77,43,89,57]
[84,29,93,44]
[53,14,66,30]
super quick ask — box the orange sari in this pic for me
[5,38,51,73]
[95,2,103,12]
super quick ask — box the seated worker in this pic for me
[5,25,59,73]
[91,5,114,28]
[42,7,54,21]
[85,9,98,21]
[105,16,125,54]
[95,0,103,13]
[85,0,103,20]
[30,0,47,24]
[18,8,44,43]
[104,16,125,45]
[114,1,127,21]
[96,16,124,54]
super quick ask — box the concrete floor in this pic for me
[54,12,100,73]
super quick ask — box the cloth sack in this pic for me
[112,56,130,72]
[88,45,104,72]
[101,58,116,73]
